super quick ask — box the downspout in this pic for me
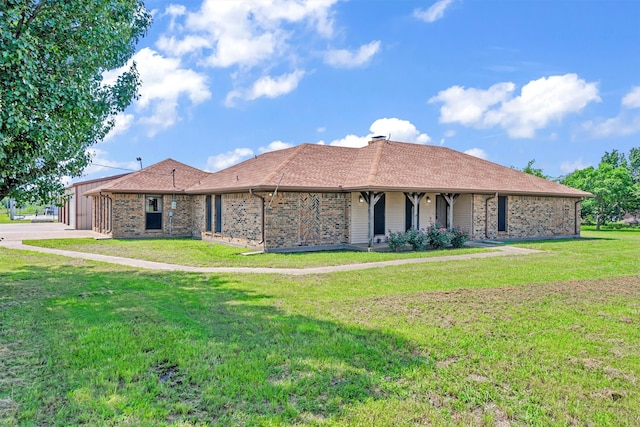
[574,198,582,236]
[484,193,498,239]
[250,189,266,249]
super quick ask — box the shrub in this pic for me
[387,230,408,252]
[405,228,428,251]
[449,227,470,248]
[426,224,450,249]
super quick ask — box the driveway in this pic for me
[0,221,102,242]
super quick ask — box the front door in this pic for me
[435,195,448,228]
[405,195,419,231]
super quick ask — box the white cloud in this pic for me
[330,118,431,147]
[132,48,211,136]
[225,70,305,106]
[103,113,134,142]
[464,148,488,160]
[323,41,381,68]
[429,82,515,125]
[100,48,211,137]
[160,0,339,68]
[560,157,589,174]
[622,86,640,109]
[430,74,600,138]
[581,114,640,138]
[206,148,254,171]
[259,140,293,153]
[414,0,455,23]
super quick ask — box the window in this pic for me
[215,195,222,233]
[146,195,162,230]
[498,196,507,232]
[205,195,212,232]
[374,194,385,235]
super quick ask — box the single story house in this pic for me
[86,139,592,251]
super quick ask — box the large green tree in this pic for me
[0,0,151,203]
[562,162,635,230]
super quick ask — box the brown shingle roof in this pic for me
[84,158,209,196]
[189,140,591,197]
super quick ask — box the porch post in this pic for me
[404,192,425,230]
[442,193,459,229]
[361,191,384,247]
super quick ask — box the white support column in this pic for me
[362,191,384,247]
[404,192,425,230]
[442,193,459,229]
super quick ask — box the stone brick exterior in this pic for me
[101,193,194,238]
[472,194,581,240]
[92,190,581,247]
[264,192,350,249]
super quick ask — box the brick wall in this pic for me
[472,194,581,239]
[192,195,206,238]
[110,193,194,238]
[264,192,350,249]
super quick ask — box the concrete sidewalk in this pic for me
[1,221,542,275]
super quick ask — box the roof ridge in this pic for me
[366,140,385,186]
[261,144,307,184]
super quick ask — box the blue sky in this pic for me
[85,0,640,182]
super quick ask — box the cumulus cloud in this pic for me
[560,157,589,174]
[581,114,640,138]
[103,113,134,142]
[430,73,600,138]
[101,48,211,137]
[259,140,293,153]
[323,41,381,68]
[464,148,488,160]
[205,140,293,171]
[430,82,515,125]
[225,70,305,106]
[206,148,254,171]
[330,118,431,147]
[414,0,455,23]
[622,86,640,109]
[158,0,338,68]
[131,48,211,136]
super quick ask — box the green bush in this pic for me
[426,224,450,249]
[449,227,470,248]
[405,228,428,251]
[387,230,408,252]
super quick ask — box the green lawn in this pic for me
[1,229,639,426]
[22,238,489,268]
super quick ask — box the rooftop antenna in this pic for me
[136,157,143,169]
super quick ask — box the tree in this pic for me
[629,147,640,185]
[562,163,634,230]
[601,149,628,169]
[519,159,549,179]
[1,1,151,203]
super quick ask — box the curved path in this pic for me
[1,222,542,275]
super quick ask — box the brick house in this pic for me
[86,139,591,250]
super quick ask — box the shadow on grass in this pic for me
[1,264,430,425]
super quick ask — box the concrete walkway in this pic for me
[0,222,542,275]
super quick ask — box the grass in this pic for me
[1,229,639,426]
[21,238,489,268]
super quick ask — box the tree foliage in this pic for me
[562,148,640,229]
[0,0,151,203]
[519,159,549,180]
